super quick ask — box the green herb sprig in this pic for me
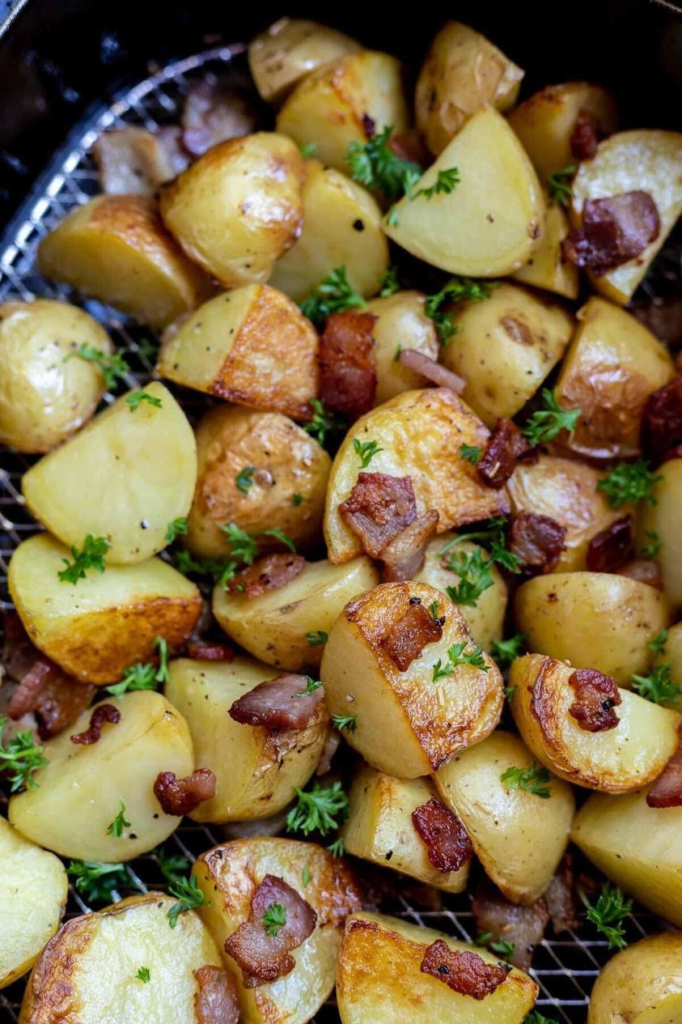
[286,781,349,837]
[126,390,162,412]
[353,438,383,468]
[582,882,632,950]
[64,344,130,390]
[432,642,488,683]
[0,718,48,791]
[547,164,577,206]
[58,535,109,584]
[500,762,552,799]
[300,266,365,329]
[424,277,496,345]
[597,460,662,509]
[523,389,580,447]
[167,875,211,928]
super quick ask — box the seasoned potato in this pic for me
[588,933,682,1024]
[442,282,573,426]
[22,383,196,564]
[415,21,524,155]
[515,571,671,684]
[276,50,409,175]
[320,581,503,778]
[37,195,212,328]
[213,557,379,671]
[193,838,362,1024]
[9,692,194,861]
[165,657,329,822]
[337,912,538,1023]
[570,129,682,304]
[434,731,574,904]
[9,533,202,685]
[512,197,579,299]
[554,297,674,460]
[509,653,681,792]
[19,894,224,1024]
[639,459,682,608]
[160,133,304,288]
[653,620,682,687]
[0,818,67,989]
[324,388,509,564]
[385,107,544,277]
[365,290,440,404]
[342,766,470,893]
[157,286,318,421]
[248,18,360,103]
[0,300,113,454]
[269,159,388,303]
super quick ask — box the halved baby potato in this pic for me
[512,197,579,299]
[588,933,682,1024]
[9,533,202,684]
[365,290,440,405]
[639,458,682,608]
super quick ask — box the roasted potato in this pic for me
[9,692,194,861]
[248,18,360,103]
[365,291,440,405]
[509,653,681,792]
[515,571,671,684]
[0,300,113,454]
[157,285,318,421]
[588,933,682,1024]
[434,731,574,904]
[37,195,212,328]
[652,620,682,689]
[336,912,538,1023]
[554,297,674,460]
[324,388,510,564]
[320,581,503,778]
[160,132,304,288]
[193,838,362,1024]
[164,657,329,822]
[512,197,580,299]
[415,21,524,155]
[639,458,682,608]
[22,382,197,565]
[18,894,225,1024]
[441,282,573,427]
[9,533,202,685]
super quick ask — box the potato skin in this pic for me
[588,933,682,1024]
[639,459,682,608]
[365,291,440,406]
[248,17,360,103]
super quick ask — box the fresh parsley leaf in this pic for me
[504,685,517,700]
[500,763,552,799]
[126,389,162,412]
[173,551,237,589]
[641,529,661,558]
[353,438,383,468]
[488,535,523,574]
[301,866,312,887]
[432,642,488,683]
[262,902,287,937]
[582,882,632,950]
[154,637,169,684]
[292,493,304,507]
[492,634,527,670]
[106,636,169,696]
[303,398,346,447]
[286,780,349,837]
[489,939,516,961]
[137,337,158,361]
[332,713,358,733]
[260,528,297,553]
[154,846,190,885]
[523,388,580,446]
[106,800,131,837]
[167,875,211,928]
[327,837,345,858]
[632,663,682,706]
[221,522,259,564]
[649,629,669,654]
[346,126,422,203]
[295,677,323,697]
[299,142,317,158]
[460,444,482,464]
[68,860,140,904]
[135,967,151,983]
[445,547,495,607]
[547,164,577,207]
[300,266,365,329]
[524,1013,560,1024]
[64,344,130,390]
[235,466,255,496]
[597,460,662,509]
[0,718,48,792]
[424,277,495,345]
[410,167,460,201]
[306,631,328,647]
[165,517,188,544]
[58,534,109,584]
[379,265,400,297]
[428,601,442,622]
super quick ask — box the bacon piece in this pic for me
[562,191,660,276]
[397,349,465,393]
[381,510,440,582]
[545,855,581,934]
[318,311,377,421]
[647,746,682,808]
[186,641,235,661]
[570,109,600,160]
[153,768,217,816]
[70,704,121,745]
[93,126,188,195]
[229,674,323,731]
[412,798,473,872]
[420,942,509,999]
[478,418,536,490]
[508,512,566,575]
[586,516,633,573]
[380,600,443,672]
[387,130,428,166]
[632,298,682,349]
[471,883,550,970]
[339,473,417,559]
[568,668,621,732]
[194,965,240,1024]
[181,78,258,156]
[642,376,682,467]
[616,559,663,590]
[316,731,340,776]
[3,612,39,681]
[224,875,317,988]
[226,553,306,599]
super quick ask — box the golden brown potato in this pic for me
[22,383,197,565]
[365,291,440,405]
[512,197,579,299]
[434,731,574,904]
[248,18,361,103]
[160,132,304,288]
[9,533,202,685]
[441,282,573,426]
[324,388,510,564]
[37,195,212,328]
[588,933,682,1024]
[416,21,524,155]
[157,285,318,421]
[320,581,503,778]
[0,300,113,454]
[509,653,681,792]
[639,459,682,608]
[554,297,674,460]
[9,692,194,861]
[515,571,671,684]
[386,108,544,277]
[652,620,682,689]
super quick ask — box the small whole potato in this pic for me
[588,933,682,1024]
[364,290,440,405]
[639,458,682,608]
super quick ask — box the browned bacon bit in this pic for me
[412,798,473,872]
[616,559,664,590]
[70,704,121,745]
[508,512,566,575]
[153,768,217,816]
[181,78,257,156]
[224,874,317,988]
[388,129,429,166]
[471,883,550,970]
[226,553,306,599]
[570,109,601,160]
[93,127,188,195]
[477,418,536,490]
[561,191,660,276]
[586,516,633,573]
[340,473,417,559]
[420,942,509,999]
[647,745,682,808]
[642,376,682,467]
[545,854,581,934]
[632,297,682,349]
[381,510,440,582]
[194,965,240,1024]
[380,601,443,672]
[318,311,377,421]
[229,674,324,731]
[568,668,621,732]
[185,641,235,661]
[316,731,340,776]
[397,350,465,393]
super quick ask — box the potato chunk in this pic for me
[9,533,201,684]
[248,18,360,103]
[588,933,682,1024]
[365,290,440,405]
[22,382,196,565]
[639,458,682,608]
[512,198,579,299]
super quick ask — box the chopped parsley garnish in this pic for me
[304,398,346,447]
[500,762,552,799]
[632,663,682,706]
[137,337,158,361]
[379,265,401,297]
[301,866,312,887]
[432,642,488,683]
[261,528,297,552]
[445,547,496,607]
[295,677,323,697]
[641,529,661,558]
[0,718,48,791]
[235,466,255,496]
[165,517,188,544]
[504,685,517,700]
[582,882,632,950]
[286,781,349,837]
[292,493,304,507]
[346,126,422,203]
[154,846,190,885]
[300,266,365,329]
[597,460,662,509]
[428,601,441,621]
[68,860,141,904]
[492,634,527,670]
[424,277,496,345]
[221,523,296,563]
[524,1013,560,1024]
[299,142,317,158]
[126,390,162,412]
[64,344,130,390]
[262,902,287,937]
[476,933,516,961]
[58,534,109,584]
[648,629,669,654]
[167,875,211,928]
[306,631,328,647]
[327,837,345,858]
[460,444,483,464]
[442,516,522,578]
[523,388,580,446]
[135,967,151,983]
[106,800,131,837]
[106,636,169,696]
[547,164,577,207]
[410,167,460,201]
[173,550,237,589]
[353,438,384,468]
[332,714,358,733]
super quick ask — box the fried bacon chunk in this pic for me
[616,559,663,590]
[420,942,509,999]
[379,600,443,672]
[181,78,258,156]
[647,745,682,808]
[93,126,189,195]
[411,798,473,872]
[568,668,621,732]
[570,109,600,160]
[381,510,440,582]
[226,553,306,599]
[585,516,633,573]
[70,703,121,745]
[471,882,550,970]
[339,473,417,559]
[508,512,566,575]
[477,418,536,490]
[153,768,217,816]
[562,191,660,276]
[318,311,377,421]
[185,641,235,661]
[229,674,323,731]
[642,375,682,467]
[545,854,581,934]
[193,965,240,1024]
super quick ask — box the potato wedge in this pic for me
[512,197,579,299]
[164,657,329,822]
[514,571,671,684]
[324,388,509,564]
[653,620,682,688]
[365,291,440,405]
[416,21,524,155]
[509,653,681,792]
[160,132,304,288]
[385,107,544,277]
[157,286,318,421]
[0,300,113,454]
[212,557,380,671]
[9,692,194,860]
[588,933,682,1024]
[19,894,224,1024]
[337,912,538,1023]
[9,533,201,685]
[0,818,67,989]
[248,18,360,103]
[434,731,574,904]
[37,195,212,328]
[193,838,362,1024]
[639,458,682,608]
[320,581,503,778]
[441,282,573,426]
[22,382,196,564]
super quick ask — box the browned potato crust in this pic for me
[248,18,361,103]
